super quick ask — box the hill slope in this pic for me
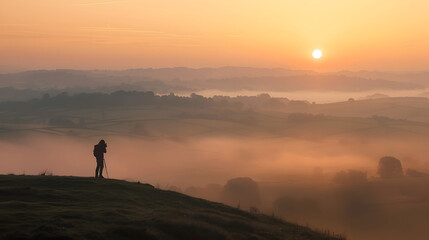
[0,175,344,240]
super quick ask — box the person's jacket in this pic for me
[93,143,107,159]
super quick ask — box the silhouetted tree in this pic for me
[257,93,271,100]
[222,177,260,209]
[377,156,403,178]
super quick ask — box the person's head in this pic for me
[99,139,106,146]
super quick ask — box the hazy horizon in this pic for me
[2,65,429,74]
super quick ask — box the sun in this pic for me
[312,49,322,59]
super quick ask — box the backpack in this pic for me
[93,145,98,157]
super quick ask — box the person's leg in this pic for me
[96,157,102,177]
[95,164,100,177]
[99,161,104,178]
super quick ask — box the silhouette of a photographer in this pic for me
[93,139,107,178]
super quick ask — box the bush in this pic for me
[222,177,260,209]
[377,156,403,178]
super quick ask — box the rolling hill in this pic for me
[0,175,344,240]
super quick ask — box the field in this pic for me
[3,96,429,141]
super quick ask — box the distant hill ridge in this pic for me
[0,67,425,91]
[0,175,344,240]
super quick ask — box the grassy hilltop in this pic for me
[0,175,344,240]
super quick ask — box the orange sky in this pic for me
[1,0,429,71]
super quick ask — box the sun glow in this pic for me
[312,49,322,59]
